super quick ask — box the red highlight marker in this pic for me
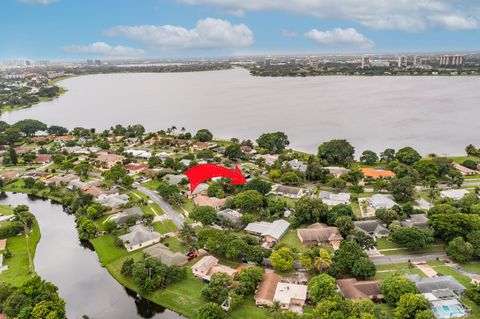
[184,163,247,192]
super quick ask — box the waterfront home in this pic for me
[273,282,308,313]
[354,220,390,238]
[440,189,470,201]
[97,193,130,209]
[453,163,476,176]
[287,159,307,173]
[105,207,144,225]
[361,168,395,179]
[405,274,465,294]
[162,174,186,185]
[0,171,20,182]
[325,166,348,178]
[270,184,304,199]
[217,208,243,226]
[318,191,350,206]
[96,154,125,169]
[255,272,283,307]
[245,220,290,246]
[193,195,226,210]
[401,214,429,228]
[296,223,343,249]
[45,174,80,185]
[119,224,161,252]
[144,243,189,267]
[337,278,382,300]
[191,255,236,281]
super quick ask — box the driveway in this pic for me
[370,252,448,265]
[133,183,185,228]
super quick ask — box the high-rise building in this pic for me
[361,56,371,69]
[413,56,422,66]
[398,56,408,68]
[439,55,464,66]
[263,58,272,67]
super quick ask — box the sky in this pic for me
[2,0,480,60]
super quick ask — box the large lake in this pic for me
[2,68,479,155]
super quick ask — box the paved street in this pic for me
[133,183,185,228]
[370,252,448,265]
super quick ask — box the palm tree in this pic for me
[181,127,186,133]
[268,300,283,319]
[178,222,196,252]
[171,126,177,135]
[313,248,332,273]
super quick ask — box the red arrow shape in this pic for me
[184,163,247,192]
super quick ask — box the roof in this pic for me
[273,282,308,304]
[318,191,350,205]
[217,208,242,223]
[192,255,218,275]
[354,220,389,236]
[272,185,303,196]
[453,163,476,174]
[162,174,186,185]
[144,243,188,266]
[401,214,429,228]
[405,274,466,293]
[189,183,209,196]
[361,168,396,179]
[440,189,470,200]
[97,154,125,163]
[255,272,282,302]
[297,223,343,243]
[119,225,161,246]
[337,278,382,299]
[193,195,226,209]
[369,194,397,209]
[245,220,290,240]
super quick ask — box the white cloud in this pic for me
[428,15,479,30]
[104,18,253,51]
[177,0,480,32]
[281,29,297,38]
[17,0,57,4]
[61,42,145,58]
[305,28,374,49]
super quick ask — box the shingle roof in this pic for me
[144,243,188,266]
[337,278,382,299]
[119,225,161,246]
[245,220,290,240]
[405,274,465,293]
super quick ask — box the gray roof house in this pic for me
[354,220,390,238]
[162,174,187,185]
[319,191,351,206]
[106,207,144,225]
[144,243,188,266]
[119,224,161,252]
[368,194,397,210]
[98,193,130,208]
[245,220,290,243]
[270,185,304,199]
[217,208,243,225]
[405,274,466,294]
[401,214,429,228]
[287,159,307,173]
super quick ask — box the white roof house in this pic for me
[273,282,308,313]
[125,149,152,159]
[245,220,290,241]
[179,159,192,167]
[97,193,130,208]
[162,174,187,185]
[440,189,470,201]
[119,225,161,252]
[368,194,397,209]
[318,191,350,206]
[287,159,307,173]
[325,166,348,177]
[217,208,243,225]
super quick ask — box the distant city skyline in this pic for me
[2,0,480,60]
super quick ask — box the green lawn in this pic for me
[162,236,183,253]
[460,261,480,273]
[375,238,446,256]
[429,265,474,288]
[142,180,162,190]
[448,156,480,164]
[90,234,130,265]
[131,189,149,201]
[372,263,426,281]
[0,205,14,215]
[0,220,41,286]
[275,230,307,253]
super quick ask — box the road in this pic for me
[370,252,448,265]
[133,183,185,228]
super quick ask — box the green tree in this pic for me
[104,220,117,232]
[430,213,480,242]
[293,196,329,226]
[195,129,214,142]
[308,274,337,302]
[381,275,417,306]
[224,144,242,160]
[446,237,474,263]
[317,139,355,165]
[300,247,332,273]
[390,227,434,250]
[270,247,295,272]
[328,240,375,279]
[190,206,217,225]
[233,190,264,212]
[207,182,225,198]
[328,177,347,191]
[198,302,225,319]
[360,150,379,165]
[13,119,48,136]
[256,132,290,154]
[280,171,303,186]
[237,266,264,295]
[4,127,22,145]
[395,147,421,165]
[389,177,416,202]
[77,217,97,240]
[351,257,376,280]
[244,178,272,195]
[394,293,433,319]
[380,148,396,162]
[47,125,68,136]
[202,272,232,303]
[335,216,354,238]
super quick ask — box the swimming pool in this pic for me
[432,303,468,318]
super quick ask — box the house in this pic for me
[144,243,189,266]
[296,223,343,249]
[143,137,163,146]
[14,146,34,155]
[255,272,283,307]
[440,189,470,201]
[105,207,144,225]
[213,146,226,154]
[45,174,80,185]
[54,135,74,142]
[423,289,469,319]
[124,163,148,174]
[405,274,466,294]
[270,185,304,199]
[318,191,350,206]
[81,185,106,198]
[336,278,382,300]
[368,194,397,209]
[273,282,308,313]
[119,224,161,252]
[325,166,348,177]
[97,193,130,208]
[0,171,19,182]
[191,255,237,281]
[286,159,307,173]
[188,183,209,197]
[162,174,187,185]
[361,168,396,179]
[193,195,226,210]
[31,136,52,143]
[217,208,243,225]
[401,214,429,228]
[192,142,209,150]
[240,145,257,155]
[179,159,192,167]
[254,154,278,166]
[453,163,476,176]
[125,150,152,159]
[96,154,125,169]
[33,154,52,164]
[354,220,390,238]
[245,220,290,245]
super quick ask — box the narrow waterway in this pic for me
[0,192,184,319]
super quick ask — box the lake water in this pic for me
[2,68,479,155]
[0,192,183,319]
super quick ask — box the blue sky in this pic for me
[1,0,480,60]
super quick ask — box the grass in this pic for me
[460,261,480,273]
[90,234,129,265]
[131,189,149,201]
[430,264,474,288]
[162,236,183,253]
[448,156,480,164]
[142,180,162,190]
[275,230,307,253]
[372,262,426,280]
[0,205,14,215]
[375,238,446,256]
[0,220,41,286]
